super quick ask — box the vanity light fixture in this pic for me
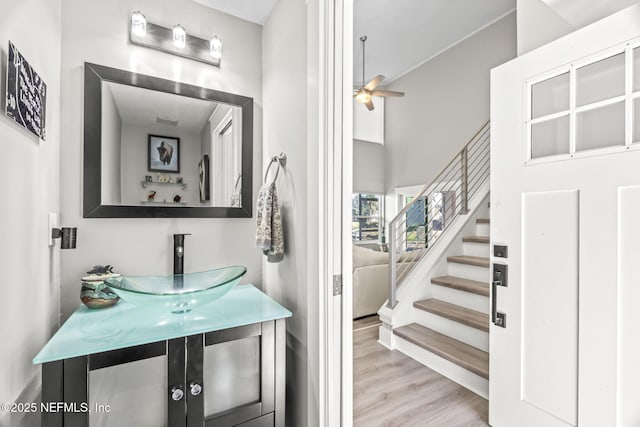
[129,13,221,66]
[209,36,222,59]
[131,11,147,37]
[172,24,187,49]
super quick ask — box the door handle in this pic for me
[492,280,507,328]
[491,280,498,324]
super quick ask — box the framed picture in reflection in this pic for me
[148,134,180,173]
[199,154,210,202]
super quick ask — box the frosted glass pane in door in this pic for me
[576,102,625,151]
[634,98,640,143]
[531,115,569,158]
[531,73,569,119]
[634,48,640,92]
[89,356,167,427]
[203,336,260,417]
[576,53,625,107]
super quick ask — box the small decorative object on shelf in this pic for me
[145,175,152,182]
[148,191,157,201]
[174,195,181,203]
[80,265,121,309]
[177,177,183,184]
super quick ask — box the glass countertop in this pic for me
[34,284,291,364]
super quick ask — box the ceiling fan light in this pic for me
[355,91,371,104]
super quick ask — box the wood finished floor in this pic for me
[353,316,489,427]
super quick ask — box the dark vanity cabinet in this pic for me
[35,285,290,427]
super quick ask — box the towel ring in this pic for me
[264,153,287,183]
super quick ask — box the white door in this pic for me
[490,7,640,427]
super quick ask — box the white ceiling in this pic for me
[106,82,218,134]
[541,0,638,28]
[353,0,516,85]
[191,0,516,86]
[191,0,277,25]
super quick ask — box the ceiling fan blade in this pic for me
[365,99,375,111]
[364,74,385,91]
[371,90,405,97]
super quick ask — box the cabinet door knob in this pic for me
[171,386,184,401]
[190,382,202,396]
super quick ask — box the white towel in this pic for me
[256,182,284,262]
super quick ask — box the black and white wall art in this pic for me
[148,134,180,173]
[5,41,47,139]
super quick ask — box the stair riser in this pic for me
[448,262,490,283]
[394,337,489,399]
[413,309,489,351]
[476,223,490,236]
[431,285,490,314]
[462,241,490,258]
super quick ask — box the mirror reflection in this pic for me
[100,81,243,208]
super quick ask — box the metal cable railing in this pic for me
[387,121,490,308]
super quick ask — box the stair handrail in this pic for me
[387,121,490,308]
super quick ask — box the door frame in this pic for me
[312,0,354,425]
[314,0,354,425]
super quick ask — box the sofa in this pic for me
[352,245,389,319]
[352,245,423,318]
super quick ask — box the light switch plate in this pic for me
[48,212,58,247]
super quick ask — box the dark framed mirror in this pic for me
[83,62,253,218]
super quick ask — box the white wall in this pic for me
[59,0,263,319]
[120,124,201,205]
[353,139,385,193]
[101,83,122,205]
[383,13,516,219]
[262,0,313,424]
[516,0,574,55]
[0,0,61,426]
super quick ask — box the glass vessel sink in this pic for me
[104,266,247,313]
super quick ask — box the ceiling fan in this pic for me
[354,35,404,111]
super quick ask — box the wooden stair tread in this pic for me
[431,275,489,297]
[447,255,490,268]
[394,323,489,379]
[476,218,490,224]
[462,235,489,244]
[414,299,489,332]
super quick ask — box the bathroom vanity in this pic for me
[34,285,291,427]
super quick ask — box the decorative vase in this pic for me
[80,272,121,309]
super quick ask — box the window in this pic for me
[352,193,384,242]
[403,191,456,250]
[404,195,426,250]
[527,43,640,162]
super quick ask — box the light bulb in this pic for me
[210,36,222,60]
[355,90,371,104]
[173,24,186,49]
[131,11,147,37]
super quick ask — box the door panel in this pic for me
[490,6,640,427]
[617,186,640,426]
[89,356,167,427]
[521,190,578,426]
